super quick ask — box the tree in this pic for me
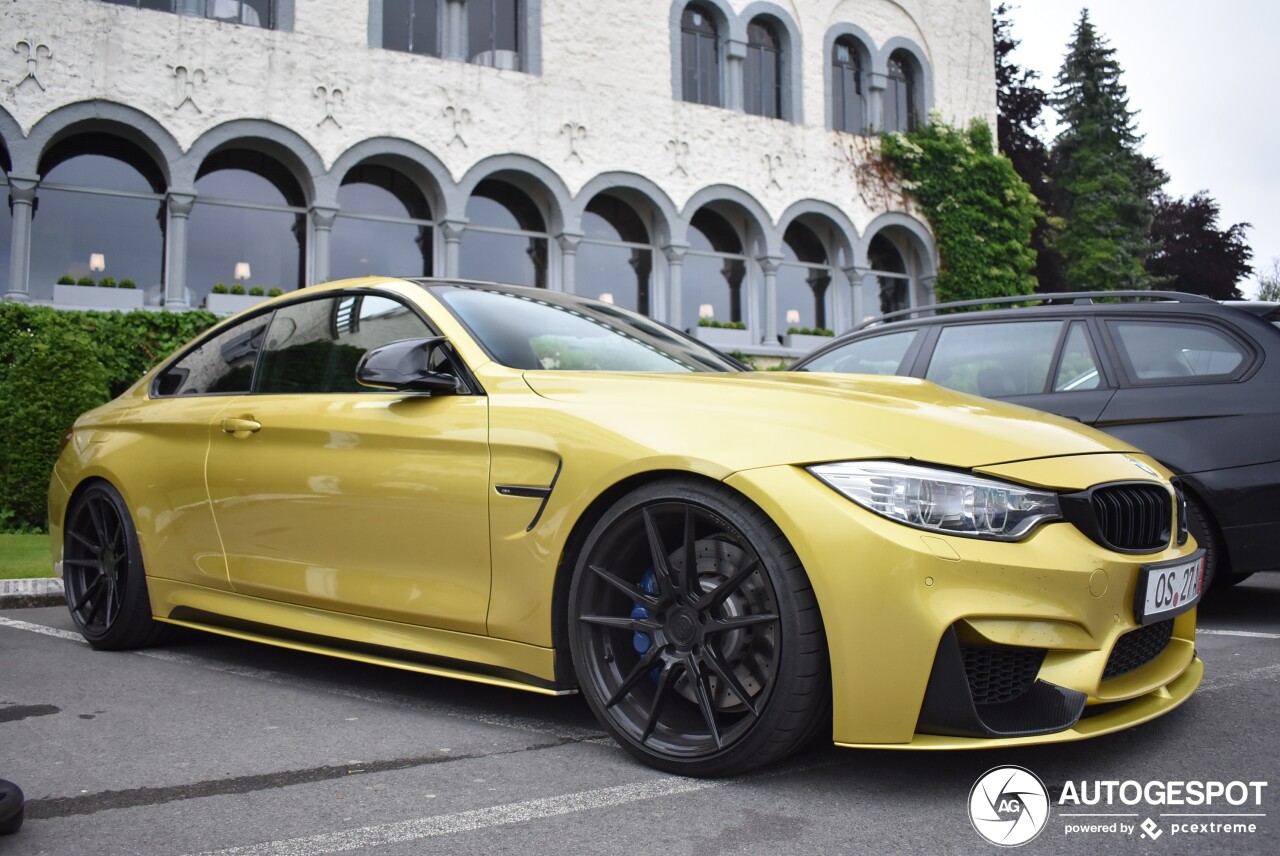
[993,4,1064,291]
[1258,259,1280,301]
[881,120,1038,304]
[1146,192,1252,299]
[1052,9,1161,290]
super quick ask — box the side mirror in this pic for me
[356,337,461,394]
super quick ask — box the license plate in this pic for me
[1135,550,1205,625]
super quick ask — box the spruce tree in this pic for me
[1052,10,1160,290]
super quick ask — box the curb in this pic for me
[0,578,64,610]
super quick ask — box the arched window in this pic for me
[188,149,306,305]
[685,208,748,329]
[680,5,720,106]
[779,222,834,334]
[884,51,917,133]
[101,1,278,29]
[831,37,864,133]
[745,19,782,119]
[869,233,910,315]
[382,0,440,57]
[331,164,433,280]
[469,0,521,70]
[578,194,654,315]
[460,179,548,288]
[31,134,166,303]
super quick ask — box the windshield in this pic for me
[428,284,742,372]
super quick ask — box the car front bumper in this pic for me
[726,455,1202,747]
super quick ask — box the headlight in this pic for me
[807,461,1062,541]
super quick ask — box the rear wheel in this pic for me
[63,481,168,650]
[569,478,828,776]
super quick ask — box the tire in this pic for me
[568,477,828,777]
[62,481,169,650]
[0,779,23,835]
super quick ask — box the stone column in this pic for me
[845,265,871,326]
[918,273,937,307]
[444,0,466,61]
[440,219,468,279]
[309,206,338,285]
[867,73,888,132]
[758,255,783,344]
[3,177,38,303]
[163,192,195,310]
[725,40,747,112]
[557,232,582,294]
[662,244,687,330]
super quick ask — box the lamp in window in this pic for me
[598,293,615,305]
[699,304,715,319]
[786,309,801,325]
[234,262,251,282]
[89,253,106,273]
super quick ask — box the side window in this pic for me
[800,330,918,375]
[256,294,433,394]
[154,315,271,397]
[925,321,1063,397]
[1052,323,1102,391]
[1107,320,1247,382]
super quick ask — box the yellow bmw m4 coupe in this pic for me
[49,278,1204,776]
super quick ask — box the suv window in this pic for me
[800,329,918,374]
[1053,322,1102,391]
[1106,320,1246,382]
[925,321,1063,397]
[154,315,271,397]
[256,294,433,394]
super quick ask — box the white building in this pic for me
[0,0,995,353]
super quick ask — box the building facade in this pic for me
[0,0,995,353]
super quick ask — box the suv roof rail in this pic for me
[855,290,1218,331]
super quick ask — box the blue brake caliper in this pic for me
[630,567,659,660]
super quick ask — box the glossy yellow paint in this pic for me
[48,276,1204,742]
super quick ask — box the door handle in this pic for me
[221,417,262,437]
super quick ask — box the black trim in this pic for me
[916,626,1085,738]
[166,606,571,692]
[495,485,551,499]
[1059,480,1173,554]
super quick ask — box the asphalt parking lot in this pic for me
[2,576,1277,856]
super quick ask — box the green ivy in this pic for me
[880,119,1039,304]
[0,305,218,531]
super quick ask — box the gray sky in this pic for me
[1001,2,1279,297]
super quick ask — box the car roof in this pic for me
[793,290,1280,369]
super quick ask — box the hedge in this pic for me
[0,305,218,532]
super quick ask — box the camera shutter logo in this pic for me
[969,766,1051,847]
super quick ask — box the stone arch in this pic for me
[568,172,679,248]
[456,154,571,235]
[22,101,181,186]
[179,119,324,201]
[823,23,877,132]
[322,136,452,219]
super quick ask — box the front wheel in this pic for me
[568,478,828,776]
[62,481,168,650]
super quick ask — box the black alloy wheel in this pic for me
[569,478,827,776]
[63,481,167,650]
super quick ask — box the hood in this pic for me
[518,370,1139,473]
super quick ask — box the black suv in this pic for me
[792,291,1280,589]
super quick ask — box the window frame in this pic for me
[1099,315,1260,388]
[98,0,290,30]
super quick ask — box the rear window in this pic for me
[1106,320,1247,381]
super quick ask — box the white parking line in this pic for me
[0,615,83,642]
[1197,628,1280,640]
[188,776,729,856]
[0,616,603,741]
[1197,663,1280,693]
